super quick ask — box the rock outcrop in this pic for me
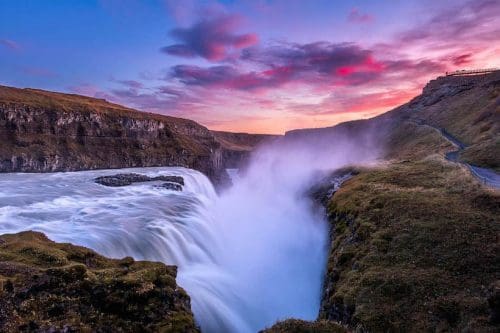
[94,173,184,187]
[0,231,199,332]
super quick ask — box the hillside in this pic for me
[264,72,500,332]
[387,71,499,171]
[0,85,273,186]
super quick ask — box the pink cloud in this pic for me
[451,53,473,66]
[348,8,374,24]
[88,0,500,134]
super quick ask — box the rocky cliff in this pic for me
[0,86,231,184]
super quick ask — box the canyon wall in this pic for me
[0,86,235,185]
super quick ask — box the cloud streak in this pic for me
[347,8,374,24]
[0,39,20,51]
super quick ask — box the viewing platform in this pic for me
[446,68,499,76]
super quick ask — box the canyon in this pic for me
[0,71,499,332]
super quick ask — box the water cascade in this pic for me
[0,138,379,332]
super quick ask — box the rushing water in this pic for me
[0,162,328,332]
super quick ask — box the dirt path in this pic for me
[414,120,500,189]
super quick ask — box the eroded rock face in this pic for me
[0,231,199,333]
[0,85,228,186]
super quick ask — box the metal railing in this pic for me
[446,68,499,76]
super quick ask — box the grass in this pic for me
[259,73,500,332]
[0,85,197,126]
[401,72,500,170]
[320,158,499,331]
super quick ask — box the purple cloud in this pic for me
[399,0,500,45]
[348,8,374,24]
[116,79,144,89]
[242,42,382,75]
[0,39,20,51]
[161,14,258,61]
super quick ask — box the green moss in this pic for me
[0,231,199,333]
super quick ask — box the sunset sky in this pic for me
[1,0,499,134]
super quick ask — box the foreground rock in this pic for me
[95,173,184,188]
[0,231,199,333]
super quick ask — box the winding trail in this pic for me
[414,120,500,189]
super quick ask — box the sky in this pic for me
[1,0,499,134]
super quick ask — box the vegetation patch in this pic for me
[320,159,499,332]
[0,231,199,333]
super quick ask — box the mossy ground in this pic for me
[261,319,347,333]
[321,158,499,331]
[0,231,199,333]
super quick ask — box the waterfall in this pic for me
[0,165,327,332]
[0,135,379,332]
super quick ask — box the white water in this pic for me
[0,137,379,332]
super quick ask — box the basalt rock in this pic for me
[95,173,184,187]
[155,182,183,191]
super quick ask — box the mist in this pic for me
[181,127,382,332]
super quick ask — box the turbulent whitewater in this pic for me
[0,167,327,332]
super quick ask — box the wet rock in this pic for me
[488,281,500,324]
[95,173,150,186]
[95,173,184,187]
[154,182,183,191]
